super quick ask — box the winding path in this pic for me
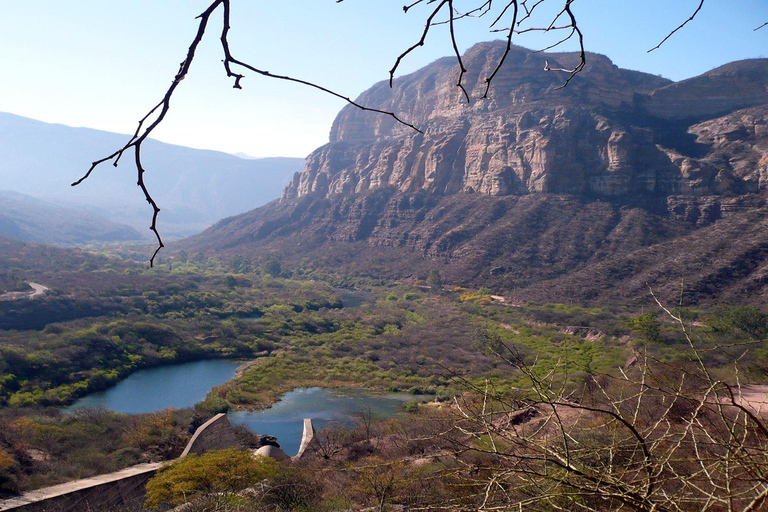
[0,282,49,301]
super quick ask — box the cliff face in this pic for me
[283,43,768,203]
[186,43,768,305]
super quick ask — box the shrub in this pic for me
[403,401,419,413]
[628,313,662,343]
[145,448,280,508]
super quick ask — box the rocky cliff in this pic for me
[184,43,768,306]
[283,43,768,203]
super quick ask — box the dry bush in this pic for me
[437,303,768,511]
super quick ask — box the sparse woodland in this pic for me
[3,1,768,510]
[2,241,768,509]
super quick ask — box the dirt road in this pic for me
[0,282,49,301]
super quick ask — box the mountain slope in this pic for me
[0,191,144,245]
[0,112,304,238]
[182,42,768,306]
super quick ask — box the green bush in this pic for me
[196,391,230,414]
[709,305,768,339]
[628,313,662,343]
[145,448,280,508]
[403,401,419,413]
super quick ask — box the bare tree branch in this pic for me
[391,0,451,87]
[72,0,224,266]
[399,0,586,99]
[648,0,705,52]
[75,0,725,266]
[73,0,420,266]
[483,1,518,98]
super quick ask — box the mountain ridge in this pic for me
[0,190,145,245]
[182,42,768,306]
[0,112,305,239]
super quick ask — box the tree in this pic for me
[427,269,443,292]
[261,258,282,278]
[67,0,765,266]
[628,312,662,343]
[709,305,768,340]
[352,456,406,512]
[144,448,280,508]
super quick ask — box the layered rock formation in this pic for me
[185,43,768,305]
[284,43,768,204]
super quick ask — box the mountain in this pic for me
[182,42,768,306]
[0,191,144,245]
[0,112,304,238]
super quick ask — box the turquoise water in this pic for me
[228,387,418,456]
[65,359,241,414]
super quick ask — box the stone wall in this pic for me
[181,413,242,457]
[0,463,161,512]
[0,413,313,511]
[0,414,242,512]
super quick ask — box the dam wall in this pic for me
[0,414,314,511]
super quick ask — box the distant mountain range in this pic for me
[182,43,768,306]
[0,112,304,239]
[0,190,144,245]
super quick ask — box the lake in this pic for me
[228,387,418,456]
[65,359,242,414]
[66,359,420,456]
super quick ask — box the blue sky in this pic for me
[0,0,765,158]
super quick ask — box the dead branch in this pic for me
[76,0,720,266]
[396,0,587,99]
[74,0,420,266]
[648,0,705,52]
[437,293,768,510]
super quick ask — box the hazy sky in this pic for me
[0,1,766,158]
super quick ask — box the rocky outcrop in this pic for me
[283,42,768,204]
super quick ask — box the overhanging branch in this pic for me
[74,0,419,266]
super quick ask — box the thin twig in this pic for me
[74,0,420,266]
[648,0,705,52]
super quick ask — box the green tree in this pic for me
[261,258,282,278]
[628,312,662,343]
[427,269,443,291]
[709,305,768,339]
[145,448,280,508]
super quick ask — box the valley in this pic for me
[1,237,767,506]
[2,39,768,510]
[0,112,304,241]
